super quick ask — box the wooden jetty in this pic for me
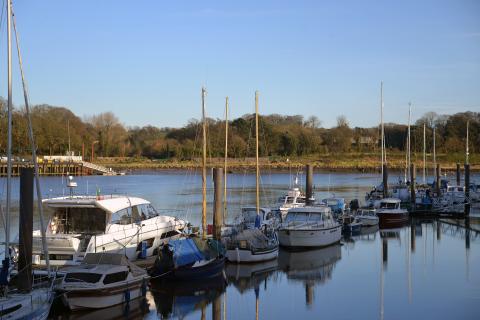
[0,158,119,176]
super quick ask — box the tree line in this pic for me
[0,98,477,160]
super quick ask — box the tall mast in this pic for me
[380,82,384,177]
[423,123,426,184]
[255,91,260,215]
[466,120,469,165]
[407,102,411,181]
[433,126,436,171]
[201,87,207,239]
[67,119,71,154]
[224,97,229,223]
[11,3,51,273]
[4,0,13,265]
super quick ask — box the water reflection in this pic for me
[278,245,341,307]
[149,276,226,319]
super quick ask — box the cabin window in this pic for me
[132,205,141,222]
[458,187,464,192]
[146,204,158,218]
[309,213,322,222]
[285,212,309,223]
[380,202,398,209]
[297,197,306,204]
[103,271,128,284]
[111,208,132,225]
[51,207,106,234]
[286,197,295,204]
[65,272,102,283]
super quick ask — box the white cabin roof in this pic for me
[43,195,150,214]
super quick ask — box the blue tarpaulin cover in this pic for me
[170,238,206,268]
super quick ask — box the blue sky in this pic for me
[3,0,479,128]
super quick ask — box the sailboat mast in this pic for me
[380,82,384,177]
[201,87,207,238]
[255,91,260,215]
[433,126,436,171]
[4,0,13,263]
[11,4,51,274]
[407,103,411,181]
[224,97,228,222]
[423,123,426,184]
[466,120,469,165]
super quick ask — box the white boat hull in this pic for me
[61,282,145,311]
[0,287,52,320]
[278,225,341,248]
[226,246,278,263]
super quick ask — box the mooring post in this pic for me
[382,164,389,198]
[435,164,441,196]
[465,163,470,216]
[213,168,224,239]
[456,163,461,186]
[18,167,34,292]
[306,164,313,205]
[410,164,416,211]
[212,294,222,320]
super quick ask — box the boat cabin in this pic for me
[46,196,160,235]
[239,207,279,227]
[277,188,307,205]
[378,198,401,210]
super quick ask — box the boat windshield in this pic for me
[285,212,325,223]
[380,202,398,209]
[50,207,107,234]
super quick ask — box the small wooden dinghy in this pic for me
[55,253,149,311]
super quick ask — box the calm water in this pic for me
[1,170,479,319]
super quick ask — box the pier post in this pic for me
[382,164,389,198]
[456,163,461,186]
[17,167,34,292]
[465,164,470,216]
[306,164,314,205]
[213,168,224,239]
[212,294,222,320]
[410,164,416,211]
[435,164,441,196]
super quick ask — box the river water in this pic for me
[0,170,479,319]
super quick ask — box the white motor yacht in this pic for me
[56,253,149,310]
[275,187,310,220]
[32,194,187,266]
[278,206,341,248]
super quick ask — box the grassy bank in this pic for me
[95,152,479,172]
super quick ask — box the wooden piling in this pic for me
[306,164,313,205]
[212,294,222,320]
[456,163,461,186]
[17,167,33,292]
[410,164,416,210]
[382,164,389,198]
[213,168,224,239]
[465,164,470,216]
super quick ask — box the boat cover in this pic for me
[170,239,206,268]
